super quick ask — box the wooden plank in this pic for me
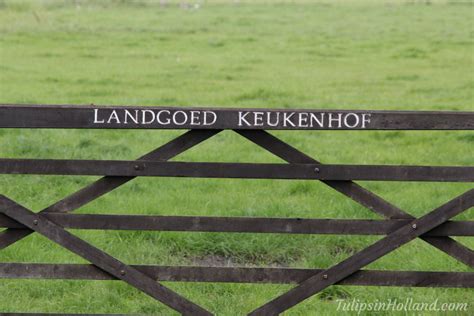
[0,159,472,182]
[0,129,220,250]
[237,130,474,268]
[0,159,315,179]
[1,263,473,288]
[0,214,472,236]
[1,104,473,130]
[0,196,212,316]
[248,189,474,315]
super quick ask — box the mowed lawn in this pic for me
[0,0,473,314]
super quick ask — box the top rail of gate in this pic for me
[1,104,473,130]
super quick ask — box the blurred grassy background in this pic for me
[0,0,473,315]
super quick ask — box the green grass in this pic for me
[0,0,473,315]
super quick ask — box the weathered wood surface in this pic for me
[0,214,472,236]
[1,104,473,130]
[1,263,472,288]
[1,159,473,182]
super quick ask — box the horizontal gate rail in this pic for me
[1,159,473,182]
[1,104,473,130]
[1,263,473,288]
[0,213,472,236]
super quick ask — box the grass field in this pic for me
[0,0,473,314]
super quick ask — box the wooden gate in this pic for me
[0,104,473,315]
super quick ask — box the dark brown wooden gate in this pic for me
[0,104,473,315]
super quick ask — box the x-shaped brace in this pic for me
[0,129,221,315]
[248,189,473,314]
[238,130,474,269]
[236,131,473,315]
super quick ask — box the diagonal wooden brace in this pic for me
[0,195,212,316]
[0,129,221,251]
[237,130,474,268]
[248,189,474,315]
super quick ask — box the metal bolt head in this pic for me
[33,219,38,225]
[412,223,417,229]
[322,274,328,279]
[314,167,320,173]
[120,270,126,276]
[134,164,140,171]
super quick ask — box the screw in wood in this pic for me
[412,223,417,229]
[314,167,320,173]
[322,274,328,279]
[33,219,38,225]
[120,270,126,276]
[134,164,140,171]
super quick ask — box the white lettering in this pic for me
[238,111,251,126]
[93,109,105,124]
[142,110,155,124]
[298,112,309,127]
[309,113,324,128]
[90,108,373,129]
[203,111,217,125]
[344,113,360,128]
[156,110,170,125]
[254,112,264,126]
[173,111,188,125]
[107,110,120,124]
[283,112,295,127]
[361,113,371,128]
[124,110,139,124]
[190,111,200,125]
[328,113,342,128]
[267,112,279,127]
